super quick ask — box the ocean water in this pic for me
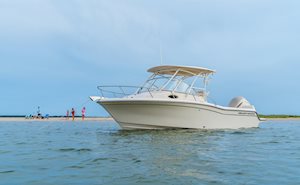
[0,121,300,185]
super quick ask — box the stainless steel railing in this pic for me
[97,85,209,102]
[97,85,154,98]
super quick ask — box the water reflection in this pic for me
[94,127,234,184]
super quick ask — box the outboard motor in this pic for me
[229,96,254,109]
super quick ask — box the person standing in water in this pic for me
[66,110,69,120]
[37,106,41,119]
[81,107,86,121]
[71,108,75,121]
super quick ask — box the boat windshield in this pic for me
[139,73,207,95]
[164,78,190,93]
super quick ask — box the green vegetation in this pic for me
[0,115,26,117]
[259,114,300,119]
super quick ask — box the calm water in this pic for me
[0,121,300,185]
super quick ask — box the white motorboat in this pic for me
[90,65,261,130]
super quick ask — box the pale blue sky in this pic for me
[1,0,300,116]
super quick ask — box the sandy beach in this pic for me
[0,117,114,122]
[1,117,300,122]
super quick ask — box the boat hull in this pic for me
[98,100,260,130]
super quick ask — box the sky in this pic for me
[1,0,300,116]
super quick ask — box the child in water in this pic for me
[66,110,69,120]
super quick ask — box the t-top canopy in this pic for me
[147,65,216,76]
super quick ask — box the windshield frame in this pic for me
[137,69,212,99]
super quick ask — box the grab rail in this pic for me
[97,85,154,98]
[97,85,209,102]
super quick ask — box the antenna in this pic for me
[159,40,163,65]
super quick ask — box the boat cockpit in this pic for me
[97,65,216,102]
[135,65,215,102]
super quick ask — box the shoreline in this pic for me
[0,117,114,122]
[263,118,300,121]
[1,117,300,122]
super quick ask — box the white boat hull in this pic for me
[98,99,260,130]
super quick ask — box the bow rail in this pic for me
[97,85,153,98]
